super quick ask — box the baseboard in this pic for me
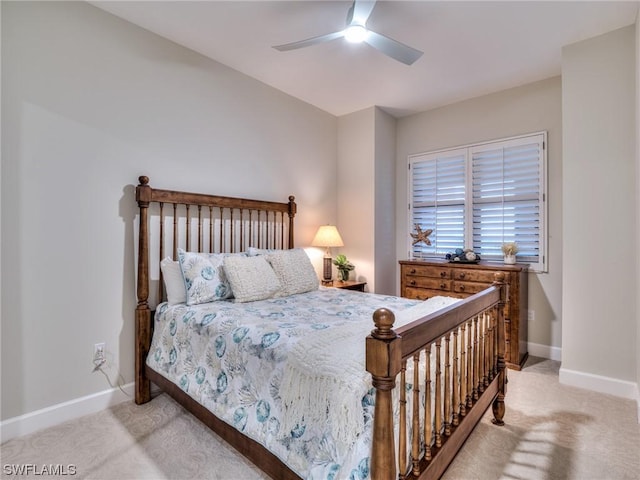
[529,345,639,423]
[559,367,639,403]
[1,382,134,443]
[528,342,562,361]
[560,367,640,423]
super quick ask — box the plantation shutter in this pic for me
[408,132,546,272]
[410,149,466,258]
[471,134,544,265]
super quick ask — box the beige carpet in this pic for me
[2,358,639,480]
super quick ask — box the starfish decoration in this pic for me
[410,224,433,246]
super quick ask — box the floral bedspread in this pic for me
[147,287,422,480]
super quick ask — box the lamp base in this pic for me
[322,256,332,282]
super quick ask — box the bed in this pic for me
[134,175,508,480]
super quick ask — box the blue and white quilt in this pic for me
[147,287,454,479]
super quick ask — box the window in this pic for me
[408,132,547,272]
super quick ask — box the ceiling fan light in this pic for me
[344,25,368,43]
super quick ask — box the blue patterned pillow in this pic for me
[177,249,235,305]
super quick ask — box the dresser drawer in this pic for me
[403,264,450,279]
[452,268,510,284]
[404,276,451,291]
[451,281,488,295]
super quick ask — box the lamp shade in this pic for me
[311,225,344,248]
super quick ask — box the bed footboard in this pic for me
[366,274,507,480]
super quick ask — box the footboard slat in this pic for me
[478,315,485,393]
[399,362,407,479]
[459,324,467,417]
[473,315,479,400]
[444,334,451,437]
[434,339,442,449]
[423,346,432,463]
[452,329,459,427]
[367,274,507,480]
[411,354,420,477]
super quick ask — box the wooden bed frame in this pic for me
[135,176,507,480]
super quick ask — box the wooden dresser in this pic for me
[399,259,529,370]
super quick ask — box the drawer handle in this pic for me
[459,272,465,279]
[440,271,446,277]
[409,280,416,286]
[459,285,465,291]
[440,283,446,289]
[410,268,416,274]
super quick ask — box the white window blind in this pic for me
[409,133,547,272]
[410,149,466,257]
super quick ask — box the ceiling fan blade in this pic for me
[350,0,377,25]
[364,30,423,65]
[273,31,345,51]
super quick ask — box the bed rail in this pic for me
[366,274,507,480]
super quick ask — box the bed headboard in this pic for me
[135,175,297,307]
[134,175,296,403]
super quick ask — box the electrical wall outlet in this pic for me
[93,343,106,368]
[528,310,535,322]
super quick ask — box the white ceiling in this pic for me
[91,0,639,118]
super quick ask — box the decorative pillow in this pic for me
[266,248,319,297]
[247,246,279,257]
[223,255,282,303]
[177,249,234,306]
[160,257,187,305]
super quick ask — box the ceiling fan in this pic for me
[272,0,423,66]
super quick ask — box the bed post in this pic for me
[492,272,507,426]
[366,308,402,480]
[287,195,296,248]
[135,176,152,405]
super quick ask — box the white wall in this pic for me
[561,25,637,398]
[373,108,397,296]
[335,107,397,295]
[636,8,640,416]
[396,77,563,356]
[337,108,375,289]
[1,1,337,429]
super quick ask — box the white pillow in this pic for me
[223,255,282,303]
[160,257,187,305]
[266,249,319,297]
[177,249,234,306]
[247,246,279,256]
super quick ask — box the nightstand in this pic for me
[330,280,367,292]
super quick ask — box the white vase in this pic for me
[503,254,516,265]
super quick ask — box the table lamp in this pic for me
[311,225,344,282]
